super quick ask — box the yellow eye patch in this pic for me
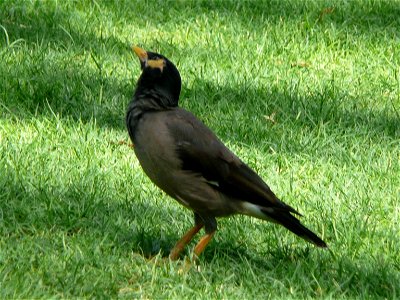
[147,59,166,72]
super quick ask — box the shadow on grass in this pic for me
[0,172,176,254]
[201,237,399,298]
[0,1,128,52]
[185,78,400,140]
[1,167,399,297]
[2,0,399,48]
[1,54,130,129]
[1,0,399,142]
[0,1,133,129]
[0,1,400,137]
[99,0,400,37]
[2,50,399,142]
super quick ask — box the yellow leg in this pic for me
[169,223,203,260]
[193,231,215,259]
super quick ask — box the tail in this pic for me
[240,202,327,247]
[261,207,327,248]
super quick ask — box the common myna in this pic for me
[126,46,327,260]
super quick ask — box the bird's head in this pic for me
[132,46,181,107]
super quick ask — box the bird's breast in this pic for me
[133,112,181,196]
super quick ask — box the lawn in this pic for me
[0,0,399,298]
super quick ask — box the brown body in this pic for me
[134,108,244,217]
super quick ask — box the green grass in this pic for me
[1,0,399,298]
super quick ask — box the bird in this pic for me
[126,46,327,260]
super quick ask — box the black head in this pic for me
[133,46,181,107]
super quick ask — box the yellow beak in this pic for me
[132,46,148,62]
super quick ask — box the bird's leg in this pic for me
[193,231,215,259]
[177,230,216,275]
[169,223,203,260]
[192,215,217,260]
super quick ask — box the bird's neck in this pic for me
[126,88,172,142]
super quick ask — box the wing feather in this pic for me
[166,109,300,215]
